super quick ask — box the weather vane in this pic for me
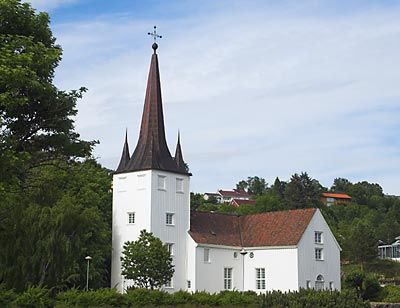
[148,26,162,42]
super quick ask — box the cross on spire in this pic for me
[148,26,162,42]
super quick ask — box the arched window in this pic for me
[315,274,324,290]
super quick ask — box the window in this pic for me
[329,281,334,290]
[165,243,174,255]
[176,178,184,193]
[204,248,210,262]
[187,280,191,289]
[224,268,233,290]
[166,213,174,225]
[315,248,323,260]
[315,231,323,244]
[158,175,166,190]
[315,275,324,291]
[137,174,146,189]
[165,279,173,288]
[128,212,135,224]
[306,280,311,289]
[117,176,127,192]
[256,268,266,290]
[233,252,238,258]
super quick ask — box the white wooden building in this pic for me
[111,43,341,293]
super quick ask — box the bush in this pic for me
[13,286,53,308]
[56,288,125,307]
[124,288,171,306]
[217,290,259,305]
[381,285,400,303]
[343,269,382,300]
[0,284,18,306]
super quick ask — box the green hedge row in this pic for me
[0,285,369,307]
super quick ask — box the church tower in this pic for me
[111,41,191,292]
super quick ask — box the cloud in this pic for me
[25,0,77,11]
[52,2,400,194]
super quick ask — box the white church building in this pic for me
[111,41,341,293]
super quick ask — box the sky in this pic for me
[26,0,400,195]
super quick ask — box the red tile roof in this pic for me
[230,199,256,206]
[189,208,317,247]
[218,189,249,198]
[322,193,351,199]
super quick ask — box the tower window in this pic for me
[137,174,146,189]
[176,178,184,193]
[128,212,135,224]
[204,248,210,262]
[315,248,323,260]
[158,175,166,190]
[166,213,174,225]
[165,243,174,255]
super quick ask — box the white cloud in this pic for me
[52,3,400,195]
[25,0,77,11]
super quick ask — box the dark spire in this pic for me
[124,46,189,175]
[116,129,130,172]
[174,131,187,173]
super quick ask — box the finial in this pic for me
[148,26,162,53]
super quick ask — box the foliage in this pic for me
[57,288,125,307]
[381,285,400,303]
[0,283,17,306]
[121,230,174,290]
[343,269,382,301]
[236,176,268,196]
[0,160,112,291]
[284,172,323,209]
[13,285,52,307]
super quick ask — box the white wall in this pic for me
[244,247,298,292]
[111,169,190,292]
[195,245,243,293]
[297,209,341,291]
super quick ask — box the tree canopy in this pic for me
[121,230,174,290]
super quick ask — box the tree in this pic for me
[344,269,381,300]
[331,178,353,194]
[121,230,174,290]
[0,0,95,185]
[236,176,268,196]
[342,219,378,266]
[284,172,322,209]
[270,177,286,200]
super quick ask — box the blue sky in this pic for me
[27,0,400,195]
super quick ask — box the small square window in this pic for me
[176,178,184,193]
[315,248,323,260]
[166,213,174,225]
[329,281,334,290]
[315,231,323,244]
[306,280,311,289]
[128,212,135,224]
[158,175,166,190]
[204,248,210,262]
[165,243,174,255]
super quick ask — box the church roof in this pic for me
[189,208,316,247]
[115,44,189,175]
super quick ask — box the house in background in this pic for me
[378,237,400,262]
[230,199,256,208]
[321,193,352,206]
[204,189,250,204]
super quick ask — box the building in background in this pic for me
[321,193,352,206]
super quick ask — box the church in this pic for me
[111,41,341,293]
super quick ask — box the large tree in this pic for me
[0,0,94,185]
[236,176,268,196]
[121,230,174,290]
[284,172,322,209]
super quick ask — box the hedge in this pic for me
[0,285,369,307]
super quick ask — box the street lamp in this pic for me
[240,248,248,291]
[85,256,92,291]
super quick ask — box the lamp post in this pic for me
[85,256,92,291]
[240,248,248,291]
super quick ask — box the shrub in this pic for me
[56,288,125,307]
[382,285,400,303]
[191,291,219,306]
[13,286,53,308]
[125,288,170,306]
[0,284,18,306]
[217,290,259,306]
